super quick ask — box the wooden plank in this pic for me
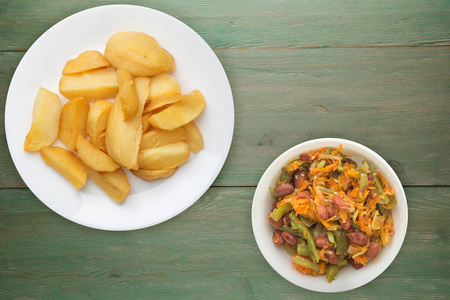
[0,0,449,51]
[214,46,450,186]
[1,46,449,188]
[0,187,448,299]
[0,52,24,188]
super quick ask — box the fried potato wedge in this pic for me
[116,68,139,120]
[105,82,147,170]
[183,122,204,153]
[140,128,186,149]
[59,69,118,100]
[143,93,183,115]
[62,50,110,75]
[88,167,130,203]
[134,76,151,103]
[141,112,153,133]
[131,168,177,181]
[138,141,190,170]
[59,97,90,151]
[76,135,120,172]
[148,90,205,130]
[24,88,61,152]
[148,73,181,100]
[40,146,87,189]
[104,31,175,77]
[86,100,112,152]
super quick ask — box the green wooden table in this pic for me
[1,1,449,299]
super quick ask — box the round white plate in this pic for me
[252,138,408,292]
[5,5,234,231]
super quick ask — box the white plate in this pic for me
[252,138,408,292]
[5,5,234,231]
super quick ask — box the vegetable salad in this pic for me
[268,145,396,283]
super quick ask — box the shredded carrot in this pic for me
[354,254,368,266]
[347,170,360,178]
[284,160,304,173]
[319,261,327,275]
[292,262,318,276]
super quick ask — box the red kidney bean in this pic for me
[268,216,283,228]
[367,173,373,181]
[273,182,294,198]
[315,236,333,250]
[273,230,285,246]
[333,194,350,212]
[340,218,352,230]
[300,153,311,161]
[347,257,364,270]
[292,169,308,188]
[282,212,291,227]
[345,188,353,196]
[344,158,357,166]
[326,204,337,218]
[281,231,298,245]
[323,250,339,264]
[366,242,381,260]
[316,204,328,220]
[347,231,368,245]
[297,191,312,199]
[272,200,280,210]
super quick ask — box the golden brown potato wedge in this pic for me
[131,168,177,181]
[59,69,118,101]
[59,97,90,151]
[86,100,112,152]
[88,167,130,203]
[116,68,139,120]
[140,128,186,149]
[104,31,175,77]
[76,135,120,172]
[143,93,183,115]
[24,88,62,152]
[62,50,110,75]
[105,83,147,170]
[141,112,153,133]
[40,146,87,189]
[148,73,181,100]
[148,90,205,130]
[134,77,151,104]
[138,141,190,170]
[183,122,204,153]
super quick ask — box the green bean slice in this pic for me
[271,203,291,222]
[316,159,326,168]
[326,264,340,283]
[334,229,348,255]
[297,242,311,258]
[289,212,320,263]
[317,185,333,195]
[292,255,320,273]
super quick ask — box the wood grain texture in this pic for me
[0,187,448,299]
[1,1,449,299]
[0,0,449,51]
[214,46,450,187]
[2,47,449,187]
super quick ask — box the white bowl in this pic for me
[251,138,408,292]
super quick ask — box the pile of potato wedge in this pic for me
[24,31,205,203]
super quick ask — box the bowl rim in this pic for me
[251,137,408,292]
